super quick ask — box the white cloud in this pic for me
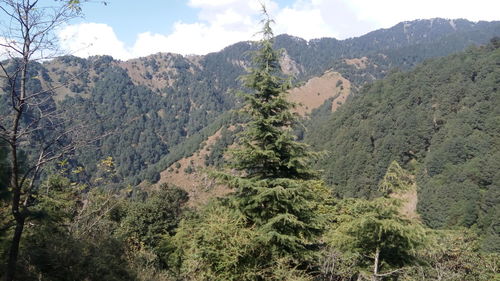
[344,0,500,27]
[189,0,245,8]
[58,23,131,59]
[57,0,268,59]
[56,0,500,60]
[274,2,339,39]
[129,20,255,57]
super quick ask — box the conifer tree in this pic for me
[323,162,427,281]
[325,198,427,281]
[218,6,323,264]
[378,160,413,196]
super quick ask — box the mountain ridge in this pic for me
[111,18,497,62]
[2,18,498,186]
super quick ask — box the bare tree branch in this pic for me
[0,1,93,280]
[375,267,406,278]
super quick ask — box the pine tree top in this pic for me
[230,9,319,181]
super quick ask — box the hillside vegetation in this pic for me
[308,39,500,250]
[1,6,499,279]
[1,19,497,186]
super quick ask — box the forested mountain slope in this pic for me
[42,55,236,184]
[2,19,498,186]
[307,39,500,250]
[148,19,500,196]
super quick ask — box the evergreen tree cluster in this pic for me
[307,39,500,249]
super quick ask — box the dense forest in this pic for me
[1,0,500,280]
[307,38,500,250]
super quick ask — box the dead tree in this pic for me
[0,1,97,280]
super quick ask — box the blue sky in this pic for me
[51,0,500,60]
[78,0,300,46]
[78,0,198,46]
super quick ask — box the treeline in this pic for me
[116,18,500,186]
[274,18,500,80]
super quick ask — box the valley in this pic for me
[1,5,499,279]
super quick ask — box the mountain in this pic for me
[1,18,498,187]
[273,18,500,81]
[307,39,500,250]
[146,18,500,189]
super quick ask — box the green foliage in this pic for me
[316,161,425,280]
[172,9,328,280]
[1,173,190,280]
[308,42,500,245]
[172,202,259,281]
[18,228,134,281]
[204,125,238,167]
[1,13,498,281]
[378,160,414,195]
[119,184,188,250]
[5,175,135,281]
[172,201,314,281]
[32,175,82,225]
[324,197,427,280]
[212,10,324,270]
[43,51,242,185]
[401,229,500,281]
[230,31,319,179]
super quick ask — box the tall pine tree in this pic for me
[217,6,323,265]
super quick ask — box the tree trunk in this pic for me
[372,247,380,281]
[4,17,29,280]
[4,216,25,281]
[1,1,83,280]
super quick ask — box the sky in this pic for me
[4,0,500,60]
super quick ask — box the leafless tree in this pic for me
[0,1,99,280]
